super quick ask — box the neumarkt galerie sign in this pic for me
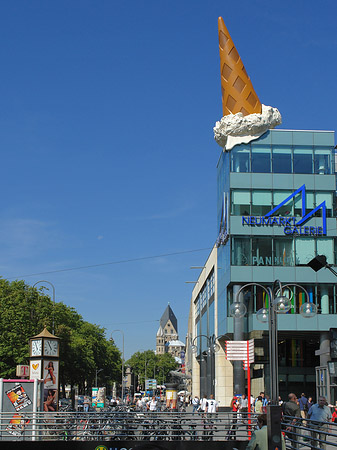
[242,185,327,236]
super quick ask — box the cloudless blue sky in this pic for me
[1,1,336,358]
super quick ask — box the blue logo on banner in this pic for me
[242,185,326,236]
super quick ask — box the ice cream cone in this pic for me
[218,17,262,116]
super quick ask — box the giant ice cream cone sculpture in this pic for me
[218,17,261,116]
[214,17,281,148]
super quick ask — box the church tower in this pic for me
[156,304,184,357]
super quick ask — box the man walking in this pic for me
[299,393,308,421]
[283,393,301,449]
[198,395,207,413]
[192,395,200,413]
[206,394,218,414]
[307,396,332,450]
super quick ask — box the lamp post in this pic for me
[95,368,103,387]
[111,330,125,402]
[33,280,56,334]
[231,280,316,450]
[191,334,226,396]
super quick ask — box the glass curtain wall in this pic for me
[230,139,334,174]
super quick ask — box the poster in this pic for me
[6,413,30,436]
[6,385,32,412]
[29,360,42,379]
[91,387,105,408]
[43,360,59,412]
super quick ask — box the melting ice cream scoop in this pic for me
[214,104,282,149]
[215,17,282,150]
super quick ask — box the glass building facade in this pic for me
[215,129,337,400]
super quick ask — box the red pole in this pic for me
[247,340,251,438]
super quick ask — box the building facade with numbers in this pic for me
[186,129,337,406]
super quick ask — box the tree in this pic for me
[126,350,178,386]
[0,278,122,394]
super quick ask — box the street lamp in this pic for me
[232,280,316,450]
[190,334,225,396]
[33,280,56,334]
[308,254,337,277]
[111,330,125,402]
[95,368,103,387]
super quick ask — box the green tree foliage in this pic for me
[126,350,178,385]
[0,278,121,394]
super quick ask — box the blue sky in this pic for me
[1,1,336,359]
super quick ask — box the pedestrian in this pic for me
[299,393,308,420]
[192,395,200,413]
[206,394,218,414]
[198,395,207,413]
[307,395,332,450]
[307,396,313,410]
[283,393,301,449]
[246,414,285,450]
[332,406,337,423]
[255,396,263,414]
[147,396,158,412]
[239,394,248,411]
[226,396,239,440]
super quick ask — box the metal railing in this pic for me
[1,410,337,447]
[282,414,337,449]
[0,411,255,441]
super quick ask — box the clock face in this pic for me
[31,339,42,357]
[44,339,58,356]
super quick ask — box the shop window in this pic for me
[232,237,251,265]
[251,190,272,216]
[251,146,271,173]
[293,147,313,174]
[316,238,334,266]
[273,238,294,266]
[231,190,251,215]
[316,284,334,314]
[295,238,315,265]
[252,237,272,266]
[272,146,292,173]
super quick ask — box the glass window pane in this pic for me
[294,192,303,217]
[274,238,294,266]
[232,237,251,265]
[232,147,250,172]
[273,191,293,216]
[293,147,313,173]
[295,238,315,265]
[316,192,332,208]
[251,190,272,215]
[304,191,315,216]
[251,146,271,173]
[272,146,292,173]
[316,192,332,217]
[232,190,251,215]
[314,148,332,175]
[316,239,334,265]
[252,237,272,266]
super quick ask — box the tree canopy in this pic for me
[126,350,178,385]
[0,278,121,394]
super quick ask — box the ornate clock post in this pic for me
[29,328,60,411]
